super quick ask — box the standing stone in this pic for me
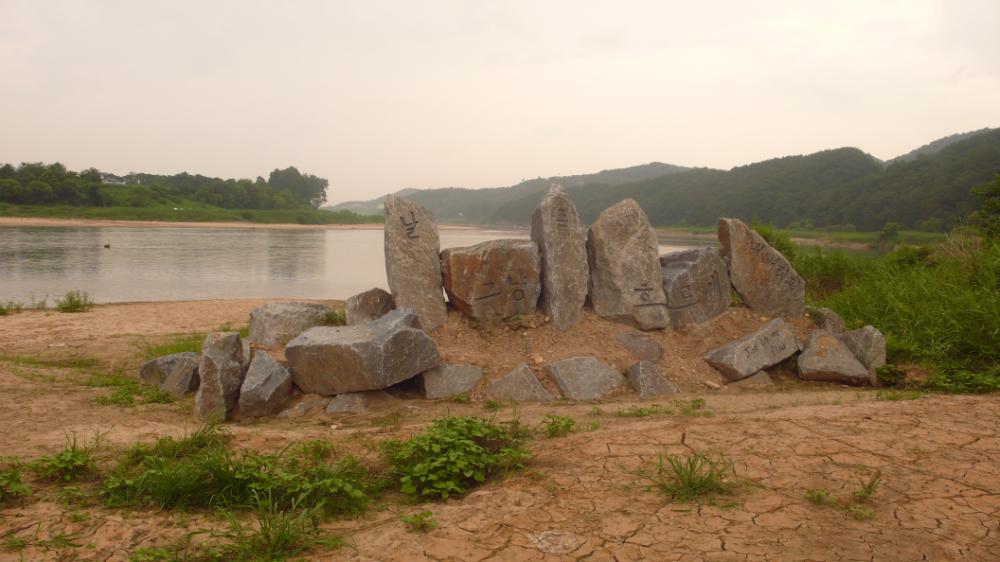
[718,218,805,317]
[195,332,245,421]
[285,308,440,395]
[248,302,332,348]
[530,185,588,331]
[139,352,200,386]
[345,288,395,325]
[838,326,886,384]
[160,354,201,397]
[615,331,663,362]
[703,319,799,381]
[440,240,541,323]
[544,356,625,400]
[806,306,846,334]
[485,364,556,402]
[660,248,731,328]
[587,199,669,330]
[419,363,483,399]
[798,330,870,385]
[384,195,448,330]
[626,361,679,397]
[238,351,293,418]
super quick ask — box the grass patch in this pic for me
[638,452,738,503]
[143,332,205,359]
[615,404,671,418]
[213,493,344,561]
[86,370,175,406]
[540,414,575,438]
[401,510,439,533]
[804,488,830,506]
[873,390,921,401]
[324,310,346,326]
[30,434,100,483]
[0,466,30,503]
[0,300,24,316]
[55,289,94,313]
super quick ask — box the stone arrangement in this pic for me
[140,192,890,421]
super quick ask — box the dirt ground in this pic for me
[0,300,997,561]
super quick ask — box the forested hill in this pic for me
[334,128,1000,231]
[885,128,996,166]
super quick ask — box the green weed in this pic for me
[804,488,830,506]
[30,434,100,482]
[87,370,175,406]
[640,453,737,503]
[401,510,439,533]
[0,467,30,502]
[853,471,881,503]
[0,300,23,316]
[143,333,205,359]
[615,404,671,418]
[540,414,575,438]
[849,504,875,520]
[875,364,907,387]
[675,398,711,417]
[874,390,921,401]
[213,493,343,561]
[324,310,346,326]
[55,289,94,313]
[483,400,502,412]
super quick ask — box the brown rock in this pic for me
[718,218,805,317]
[530,184,588,331]
[384,194,448,330]
[345,287,394,325]
[441,239,541,323]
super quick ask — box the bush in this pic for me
[56,290,94,313]
[382,416,530,499]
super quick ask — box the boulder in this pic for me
[139,352,199,386]
[725,371,774,389]
[530,185,588,331]
[159,354,200,397]
[703,319,799,381]
[345,287,395,325]
[798,330,870,385]
[441,239,541,323]
[587,199,669,330]
[285,308,440,395]
[384,195,448,330]
[615,331,663,362]
[485,364,556,402]
[806,306,846,334]
[420,363,483,399]
[838,326,886,383]
[248,302,331,348]
[660,248,732,328]
[195,332,245,421]
[718,218,805,317]
[544,356,625,400]
[626,361,679,397]
[238,351,293,418]
[277,396,330,419]
[325,390,398,414]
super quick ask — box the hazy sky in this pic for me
[2,1,998,204]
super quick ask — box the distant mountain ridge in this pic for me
[885,128,996,166]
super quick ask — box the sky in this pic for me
[1,1,999,204]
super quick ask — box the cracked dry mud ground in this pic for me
[1,301,998,561]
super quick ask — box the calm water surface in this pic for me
[0,226,703,303]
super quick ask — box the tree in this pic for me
[267,166,328,207]
[971,174,1000,239]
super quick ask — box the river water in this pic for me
[0,226,704,303]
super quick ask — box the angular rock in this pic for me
[806,306,846,334]
[441,239,541,323]
[719,218,805,317]
[544,356,625,400]
[485,364,556,402]
[285,308,440,395]
[838,326,886,384]
[159,354,200,397]
[139,352,199,386]
[798,330,870,385]
[587,199,669,330]
[726,371,774,388]
[660,248,732,328]
[420,363,483,399]
[703,319,799,381]
[277,396,330,419]
[615,331,663,362]
[195,332,245,421]
[325,390,398,414]
[530,185,588,331]
[626,361,679,397]
[238,351,293,418]
[384,194,448,330]
[345,287,395,325]
[248,302,331,348]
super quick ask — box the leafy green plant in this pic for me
[640,453,737,503]
[382,416,530,500]
[0,467,30,502]
[540,414,575,438]
[0,300,23,316]
[401,510,439,533]
[54,485,88,506]
[55,289,94,313]
[875,364,907,387]
[804,488,830,506]
[30,434,99,482]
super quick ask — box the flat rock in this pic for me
[441,239,541,323]
[703,319,799,381]
[285,308,440,395]
[806,306,846,334]
[239,351,293,418]
[719,218,805,317]
[544,356,625,400]
[277,396,330,418]
[626,361,679,397]
[159,354,200,397]
[384,194,448,330]
[195,332,245,421]
[615,331,663,362]
[660,248,732,328]
[325,390,398,414]
[530,184,588,331]
[248,302,331,348]
[798,330,870,385]
[139,352,199,386]
[345,287,394,325]
[587,199,669,330]
[726,371,774,389]
[838,326,886,383]
[485,364,556,402]
[420,363,483,399]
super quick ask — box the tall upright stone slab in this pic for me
[719,218,805,317]
[587,199,669,330]
[440,240,541,323]
[195,332,245,422]
[660,248,731,328]
[384,194,448,330]
[530,184,588,331]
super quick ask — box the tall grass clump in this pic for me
[638,452,738,503]
[56,290,94,313]
[0,300,24,316]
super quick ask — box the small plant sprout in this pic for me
[640,452,738,503]
[849,504,875,521]
[804,488,830,506]
[540,414,576,438]
[401,510,439,533]
[30,433,101,482]
[853,470,882,503]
